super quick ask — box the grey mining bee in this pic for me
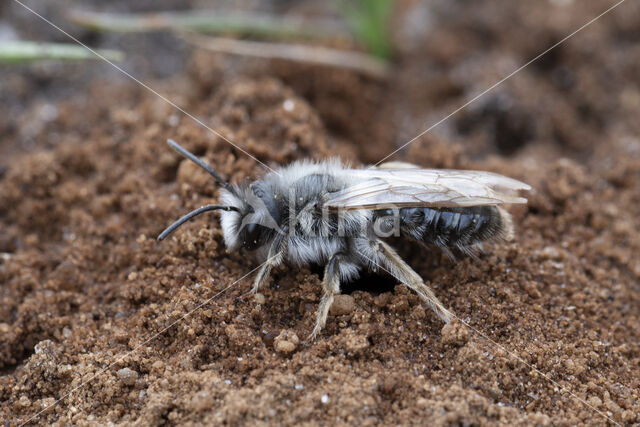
[158,139,531,339]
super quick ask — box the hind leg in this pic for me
[361,239,453,323]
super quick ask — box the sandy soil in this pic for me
[1,1,640,425]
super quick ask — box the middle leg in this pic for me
[309,253,344,340]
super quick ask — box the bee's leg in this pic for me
[309,254,343,340]
[371,240,453,323]
[251,248,283,294]
[250,231,287,294]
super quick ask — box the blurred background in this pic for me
[1,1,639,425]
[3,0,639,164]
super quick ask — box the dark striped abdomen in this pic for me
[376,206,511,256]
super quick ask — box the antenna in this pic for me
[158,204,239,241]
[167,139,239,197]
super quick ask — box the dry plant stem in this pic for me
[0,41,123,63]
[68,9,350,42]
[182,32,390,79]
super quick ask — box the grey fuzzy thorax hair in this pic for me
[219,159,372,270]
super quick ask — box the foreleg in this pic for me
[251,231,286,294]
[251,247,283,294]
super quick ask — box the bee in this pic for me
[158,139,531,339]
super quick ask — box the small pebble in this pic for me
[340,329,369,355]
[254,292,265,305]
[34,340,54,355]
[117,367,139,386]
[539,246,561,260]
[19,395,31,407]
[441,319,470,346]
[39,397,56,413]
[321,394,329,404]
[274,330,299,355]
[283,99,295,111]
[329,294,355,316]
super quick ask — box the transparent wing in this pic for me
[324,167,531,210]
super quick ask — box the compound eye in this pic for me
[253,187,265,199]
[242,223,265,250]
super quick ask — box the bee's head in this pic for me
[157,139,282,252]
[219,180,282,252]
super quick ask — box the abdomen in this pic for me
[378,206,513,256]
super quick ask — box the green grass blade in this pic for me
[69,10,350,41]
[336,0,393,59]
[0,41,124,64]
